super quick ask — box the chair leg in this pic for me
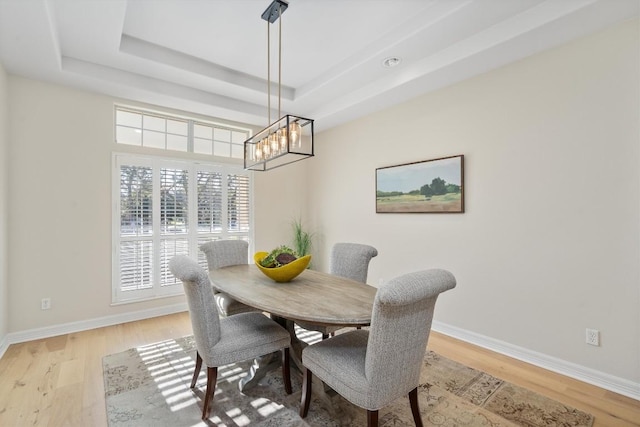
[282,347,292,394]
[322,333,330,340]
[409,387,423,427]
[367,410,378,427]
[191,351,203,389]
[201,366,218,420]
[299,368,313,418]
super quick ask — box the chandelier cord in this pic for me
[244,0,314,171]
[278,4,282,119]
[267,18,271,125]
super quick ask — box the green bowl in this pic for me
[254,251,311,282]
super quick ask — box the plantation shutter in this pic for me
[160,168,189,287]
[228,174,250,232]
[119,165,153,292]
[113,155,252,303]
[197,171,223,233]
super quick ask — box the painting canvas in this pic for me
[376,155,464,213]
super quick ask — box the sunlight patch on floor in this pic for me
[250,397,284,417]
[226,407,251,426]
[135,339,201,415]
[295,325,323,344]
[132,333,324,424]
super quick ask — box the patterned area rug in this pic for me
[103,335,594,427]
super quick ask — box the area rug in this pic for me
[103,335,594,427]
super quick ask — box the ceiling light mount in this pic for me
[261,0,288,23]
[244,0,314,172]
[383,56,402,68]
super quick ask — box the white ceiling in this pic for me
[0,0,637,131]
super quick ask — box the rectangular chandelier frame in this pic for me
[244,114,314,171]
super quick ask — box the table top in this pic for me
[208,265,377,327]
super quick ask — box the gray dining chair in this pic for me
[297,242,378,339]
[199,239,259,316]
[330,242,378,283]
[299,269,456,427]
[169,255,292,420]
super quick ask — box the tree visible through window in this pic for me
[113,155,251,303]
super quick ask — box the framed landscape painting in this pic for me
[376,155,464,213]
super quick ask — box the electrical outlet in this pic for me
[41,298,51,310]
[586,328,599,346]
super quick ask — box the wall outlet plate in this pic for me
[586,328,600,346]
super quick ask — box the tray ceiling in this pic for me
[0,0,637,131]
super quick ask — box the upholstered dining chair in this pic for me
[299,269,456,427]
[199,239,258,316]
[330,242,378,283]
[297,242,378,339]
[169,255,292,420]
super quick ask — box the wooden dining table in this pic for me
[208,264,378,392]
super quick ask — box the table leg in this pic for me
[237,315,295,392]
[238,316,343,418]
[283,317,306,370]
[238,351,281,391]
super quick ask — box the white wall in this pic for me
[309,18,639,388]
[253,160,310,254]
[4,75,296,334]
[0,62,8,349]
[6,78,187,331]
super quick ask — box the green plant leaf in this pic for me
[260,245,298,268]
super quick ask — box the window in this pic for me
[115,106,249,159]
[113,154,252,303]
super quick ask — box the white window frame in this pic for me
[112,153,253,304]
[115,105,249,159]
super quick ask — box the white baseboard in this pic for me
[432,320,640,401]
[0,303,188,360]
[0,334,8,361]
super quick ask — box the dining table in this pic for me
[207,264,378,396]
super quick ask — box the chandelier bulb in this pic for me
[269,133,278,155]
[289,122,301,148]
[277,128,287,151]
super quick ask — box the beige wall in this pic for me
[4,75,296,333]
[253,159,310,254]
[0,63,8,343]
[309,18,639,384]
[7,78,182,330]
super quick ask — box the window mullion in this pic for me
[221,166,229,239]
[189,164,199,258]
[112,155,122,302]
[152,162,161,294]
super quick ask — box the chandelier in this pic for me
[244,0,314,171]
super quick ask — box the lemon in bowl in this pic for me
[254,251,311,282]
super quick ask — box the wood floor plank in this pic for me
[0,313,637,426]
[81,329,108,427]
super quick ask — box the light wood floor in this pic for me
[0,312,638,426]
